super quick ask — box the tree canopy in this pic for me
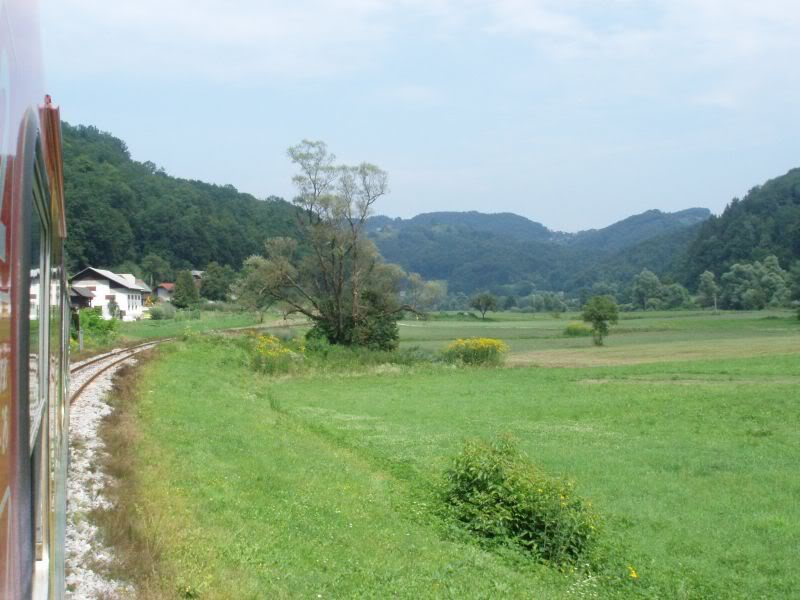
[582,296,619,346]
[235,141,410,349]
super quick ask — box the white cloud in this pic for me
[42,0,800,108]
[480,0,800,108]
[43,0,396,81]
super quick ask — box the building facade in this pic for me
[70,267,151,321]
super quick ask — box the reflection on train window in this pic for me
[29,160,51,566]
[28,208,44,440]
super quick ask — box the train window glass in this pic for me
[28,205,44,448]
[29,154,51,566]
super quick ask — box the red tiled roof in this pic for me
[158,283,175,291]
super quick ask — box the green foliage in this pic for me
[442,337,509,366]
[697,271,719,309]
[719,256,789,309]
[660,282,693,309]
[683,167,800,284]
[79,307,118,344]
[582,295,619,346]
[306,297,400,351]
[470,292,498,319]
[148,304,176,320]
[631,269,661,309]
[441,436,601,565]
[141,253,173,285]
[200,261,235,301]
[564,322,593,337]
[172,271,199,308]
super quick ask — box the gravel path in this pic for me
[65,354,139,600]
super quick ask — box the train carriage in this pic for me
[1,0,69,598]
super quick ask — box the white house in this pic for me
[70,267,150,321]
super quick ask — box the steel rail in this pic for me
[69,340,167,404]
[70,339,172,375]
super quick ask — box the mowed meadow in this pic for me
[100,310,800,599]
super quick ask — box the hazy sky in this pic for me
[41,1,800,231]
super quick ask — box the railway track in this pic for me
[69,339,170,404]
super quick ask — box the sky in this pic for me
[41,0,800,232]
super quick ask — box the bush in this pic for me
[78,307,118,345]
[442,436,601,565]
[442,338,508,366]
[564,322,592,337]
[248,334,304,374]
[149,304,177,320]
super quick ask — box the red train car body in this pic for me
[1,0,69,598]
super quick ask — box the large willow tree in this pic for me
[236,140,409,349]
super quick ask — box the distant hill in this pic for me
[565,208,710,253]
[67,121,794,298]
[368,211,556,243]
[369,208,712,293]
[62,123,297,273]
[680,168,800,284]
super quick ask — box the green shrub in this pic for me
[441,436,601,565]
[564,322,592,337]
[78,307,119,345]
[149,304,177,320]
[247,334,304,374]
[442,337,508,366]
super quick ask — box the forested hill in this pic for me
[62,121,798,296]
[368,211,559,242]
[62,123,297,273]
[369,207,711,293]
[565,208,710,253]
[680,167,800,284]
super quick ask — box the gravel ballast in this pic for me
[66,356,137,599]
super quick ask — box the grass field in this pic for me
[118,311,263,340]
[73,311,269,359]
[99,310,800,598]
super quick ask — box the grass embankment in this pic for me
[73,310,288,360]
[100,311,800,598]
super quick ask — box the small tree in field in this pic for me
[470,292,497,320]
[698,271,719,312]
[582,295,619,346]
[172,270,199,308]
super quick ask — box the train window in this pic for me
[29,152,51,569]
[28,198,45,448]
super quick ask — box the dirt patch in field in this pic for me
[507,335,800,368]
